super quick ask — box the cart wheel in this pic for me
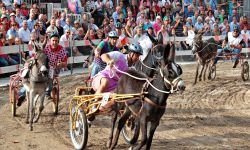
[121,116,140,145]
[209,65,216,80]
[52,86,59,115]
[69,106,88,150]
[11,88,17,117]
[241,61,249,81]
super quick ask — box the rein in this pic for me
[194,42,222,55]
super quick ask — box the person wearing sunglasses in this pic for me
[213,25,243,68]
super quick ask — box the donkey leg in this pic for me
[25,91,30,124]
[109,109,131,150]
[199,65,204,81]
[203,63,208,81]
[29,91,35,131]
[194,64,200,85]
[107,111,118,148]
[145,121,159,150]
[130,115,147,150]
[33,94,45,123]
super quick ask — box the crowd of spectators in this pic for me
[0,0,250,69]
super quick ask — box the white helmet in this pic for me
[108,31,119,38]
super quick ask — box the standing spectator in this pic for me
[104,1,114,18]
[18,20,30,44]
[119,0,127,18]
[133,26,144,41]
[72,20,81,37]
[32,22,41,42]
[207,10,215,26]
[192,10,199,26]
[27,13,36,31]
[60,29,72,56]
[81,12,90,32]
[183,0,193,18]
[38,21,46,37]
[185,5,194,18]
[136,11,145,26]
[148,10,155,24]
[15,8,24,27]
[241,25,250,35]
[88,17,99,31]
[2,0,12,11]
[160,6,166,19]
[143,16,152,32]
[13,0,23,8]
[158,24,170,45]
[84,28,96,40]
[218,0,228,15]
[9,13,19,28]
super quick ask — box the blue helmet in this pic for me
[115,22,122,29]
[128,43,143,55]
[233,25,239,31]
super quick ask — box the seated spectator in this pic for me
[55,19,63,37]
[143,16,152,32]
[125,20,133,38]
[241,25,250,35]
[133,26,144,41]
[84,28,96,40]
[186,17,193,29]
[219,9,227,24]
[203,25,213,36]
[153,15,162,36]
[9,13,19,28]
[32,22,41,42]
[239,16,250,30]
[6,23,18,40]
[63,17,73,33]
[88,17,99,32]
[229,16,239,32]
[15,7,24,27]
[219,17,229,35]
[27,13,36,32]
[194,16,204,33]
[46,19,58,35]
[18,20,30,44]
[60,29,72,56]
[72,20,81,38]
[213,23,221,36]
[172,15,184,36]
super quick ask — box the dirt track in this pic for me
[1,62,250,150]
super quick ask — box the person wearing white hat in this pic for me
[153,15,162,35]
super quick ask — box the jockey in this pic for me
[91,43,143,111]
[18,32,68,106]
[213,25,244,68]
[90,31,119,77]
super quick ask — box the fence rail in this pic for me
[0,35,249,75]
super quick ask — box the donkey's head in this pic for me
[191,33,203,54]
[32,42,48,77]
[157,44,185,93]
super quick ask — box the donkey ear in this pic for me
[168,43,175,61]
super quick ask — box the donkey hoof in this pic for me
[29,126,33,131]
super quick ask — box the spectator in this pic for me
[94,0,104,26]
[204,25,213,36]
[228,9,239,23]
[46,19,58,35]
[60,29,72,56]
[160,6,166,19]
[133,26,144,41]
[185,5,195,18]
[207,10,215,26]
[153,15,162,36]
[148,10,155,24]
[229,16,239,32]
[130,0,138,20]
[239,16,250,30]
[213,23,221,36]
[27,13,36,31]
[85,0,96,16]
[104,1,114,18]
[119,0,127,18]
[136,11,145,26]
[218,0,228,15]
[60,12,66,28]
[112,6,121,24]
[31,22,41,42]
[18,20,30,44]
[192,10,199,26]
[158,24,170,45]
[125,19,133,38]
[6,22,18,40]
[20,2,28,18]
[88,17,99,31]
[72,20,81,37]
[15,8,24,27]
[84,28,96,40]
[81,12,90,32]
[143,16,152,32]
[56,19,64,37]
[194,16,204,33]
[219,17,229,35]
[241,25,250,35]
[172,15,184,36]
[38,21,46,36]
[186,17,193,29]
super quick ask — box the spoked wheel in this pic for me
[121,116,140,145]
[209,65,216,80]
[241,61,249,81]
[69,106,88,150]
[52,86,59,115]
[11,88,17,117]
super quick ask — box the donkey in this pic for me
[108,44,185,150]
[191,33,218,84]
[22,42,49,131]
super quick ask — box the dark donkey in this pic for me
[191,33,218,84]
[108,44,185,150]
[22,42,49,131]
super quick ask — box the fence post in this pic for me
[70,40,74,75]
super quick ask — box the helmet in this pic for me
[115,22,122,29]
[108,31,119,38]
[233,25,239,31]
[128,43,143,55]
[49,32,60,39]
